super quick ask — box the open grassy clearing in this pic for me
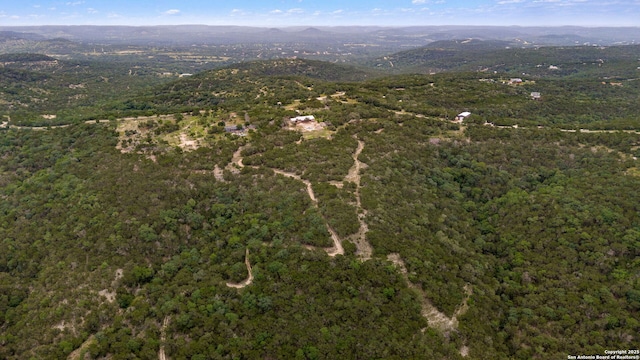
[114,110,254,155]
[116,114,208,153]
[301,128,334,140]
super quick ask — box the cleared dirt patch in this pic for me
[96,268,123,305]
[213,165,226,182]
[98,289,116,303]
[179,133,198,151]
[115,114,209,154]
[286,119,333,140]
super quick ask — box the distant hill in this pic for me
[299,27,324,36]
[0,53,57,62]
[0,54,171,125]
[0,31,45,41]
[424,39,514,50]
[230,58,372,81]
[106,58,373,114]
[370,40,640,76]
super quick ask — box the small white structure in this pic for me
[530,92,541,100]
[290,115,315,123]
[455,112,471,122]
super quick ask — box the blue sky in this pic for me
[1,0,639,27]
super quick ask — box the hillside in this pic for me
[371,41,640,78]
[1,50,640,359]
[97,58,374,118]
[0,54,188,126]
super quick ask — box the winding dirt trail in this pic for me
[226,248,254,289]
[272,169,316,202]
[387,253,472,356]
[271,169,343,256]
[158,316,170,360]
[227,145,246,173]
[223,147,343,257]
[325,226,344,257]
[387,254,458,332]
[344,139,373,260]
[344,139,365,184]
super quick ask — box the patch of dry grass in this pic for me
[626,167,640,177]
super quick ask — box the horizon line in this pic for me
[2,24,640,29]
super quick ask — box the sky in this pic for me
[1,0,639,27]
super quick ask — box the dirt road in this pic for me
[158,316,170,360]
[272,169,343,256]
[387,253,472,356]
[226,248,254,288]
[345,139,373,260]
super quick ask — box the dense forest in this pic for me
[1,37,639,359]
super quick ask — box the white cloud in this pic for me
[66,1,84,6]
[498,0,525,4]
[287,8,304,14]
[164,9,181,15]
[412,0,427,3]
[332,9,344,14]
[270,9,283,14]
[87,8,98,14]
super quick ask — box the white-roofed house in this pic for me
[455,112,471,122]
[290,115,315,123]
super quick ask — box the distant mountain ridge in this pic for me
[1,25,639,46]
